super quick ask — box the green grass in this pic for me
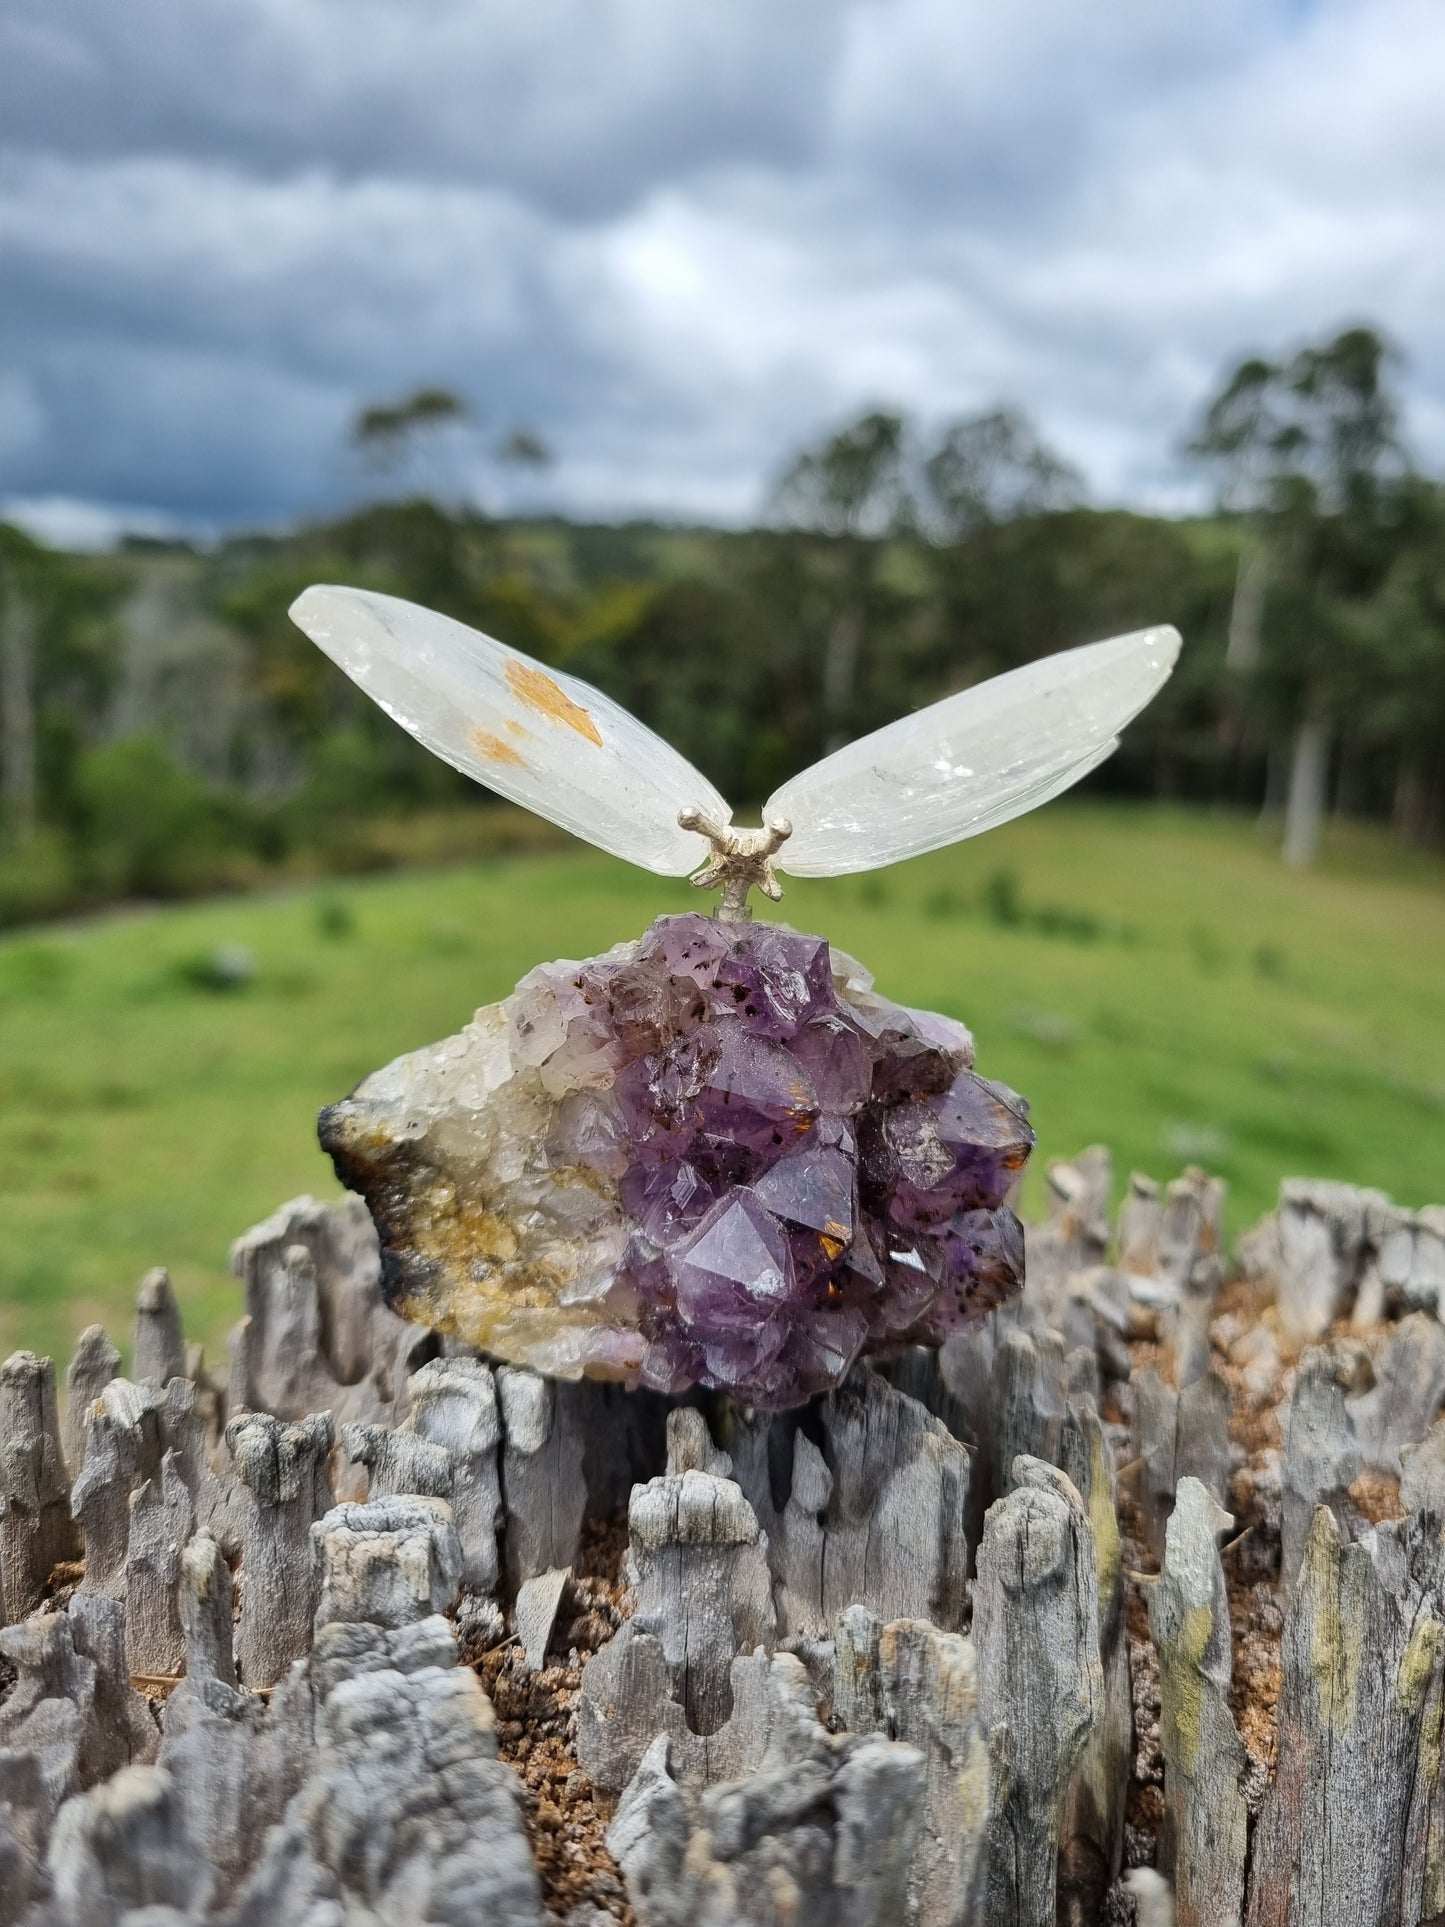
[3,802,1443,1369]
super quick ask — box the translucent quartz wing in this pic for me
[290,585,729,875]
[767,625,1181,877]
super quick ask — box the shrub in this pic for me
[0,832,81,929]
[72,737,255,899]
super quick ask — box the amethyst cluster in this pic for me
[517,913,1033,1407]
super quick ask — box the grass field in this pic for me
[3,801,1443,1368]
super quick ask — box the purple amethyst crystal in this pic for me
[321,909,1034,1410]
[528,911,1029,1405]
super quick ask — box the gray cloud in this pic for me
[3,0,1443,534]
[3,1,843,215]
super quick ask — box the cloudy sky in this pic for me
[3,0,1444,543]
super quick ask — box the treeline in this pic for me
[0,325,1442,927]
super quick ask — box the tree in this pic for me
[1189,326,1409,865]
[911,409,1097,736]
[922,406,1082,538]
[351,387,471,502]
[771,410,912,750]
[496,428,552,469]
[770,404,1089,759]
[0,585,37,845]
[1364,478,1445,845]
[0,526,122,846]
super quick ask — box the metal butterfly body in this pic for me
[289,584,1180,913]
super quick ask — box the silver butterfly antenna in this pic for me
[678,807,793,922]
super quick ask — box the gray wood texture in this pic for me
[227,1195,430,1435]
[727,1365,971,1636]
[606,1670,928,1927]
[0,1353,79,1624]
[224,1410,333,1687]
[514,1564,569,1671]
[1246,1507,1445,1927]
[1148,1478,1248,1927]
[1347,1310,1445,1473]
[404,1353,502,1592]
[6,1160,1445,1924]
[1133,1367,1232,1562]
[1280,1348,1360,1592]
[833,1606,990,1925]
[497,1365,588,1588]
[60,1329,119,1480]
[132,1269,187,1389]
[974,1457,1103,1927]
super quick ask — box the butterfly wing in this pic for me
[767,625,1181,877]
[290,585,728,875]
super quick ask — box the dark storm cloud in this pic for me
[2,0,1444,538]
[3,1,843,217]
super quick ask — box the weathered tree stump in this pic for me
[0,1353,79,1623]
[497,1366,589,1589]
[1280,1348,1360,1592]
[60,1328,119,1479]
[1149,1478,1249,1927]
[404,1353,503,1593]
[2,1156,1444,1924]
[726,1366,971,1637]
[133,1268,187,1389]
[225,1410,334,1688]
[1246,1507,1445,1927]
[974,1457,1103,1927]
[833,1606,991,1924]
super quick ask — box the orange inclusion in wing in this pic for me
[470,728,527,768]
[504,659,604,746]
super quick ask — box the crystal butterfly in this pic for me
[290,586,1180,914]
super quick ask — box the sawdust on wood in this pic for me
[476,1515,637,1923]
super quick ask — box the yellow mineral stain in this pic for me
[1397,1616,1445,1717]
[957,1730,991,1841]
[504,719,528,737]
[504,658,603,746]
[1086,1424,1122,1609]
[820,1232,846,1260]
[1162,1601,1214,1772]
[1417,1649,1445,1872]
[1392,1618,1445,1917]
[1303,1512,1367,1735]
[469,727,527,768]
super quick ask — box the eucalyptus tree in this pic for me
[771,409,913,750]
[352,386,473,504]
[1366,477,1445,844]
[914,408,1088,712]
[1189,326,1409,865]
[0,525,122,848]
[922,406,1082,539]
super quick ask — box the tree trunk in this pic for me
[1332,735,1359,820]
[1225,545,1267,674]
[1282,711,1329,869]
[1393,756,1442,848]
[1,589,38,845]
[822,601,863,755]
[1257,743,1287,826]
